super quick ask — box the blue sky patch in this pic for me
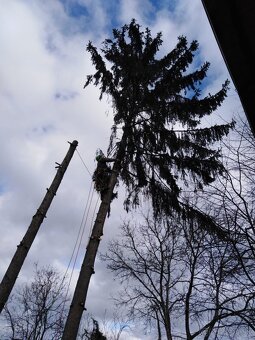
[61,0,89,18]
[150,0,177,11]
[0,182,7,195]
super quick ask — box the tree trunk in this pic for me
[62,132,127,340]
[164,311,172,340]
[0,140,78,314]
[62,165,119,339]
[155,310,162,340]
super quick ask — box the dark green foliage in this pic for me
[85,19,234,235]
[89,319,107,340]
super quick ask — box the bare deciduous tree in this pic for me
[1,265,68,340]
[1,264,131,340]
[102,217,182,340]
[204,120,255,273]
[198,118,255,337]
[102,214,255,339]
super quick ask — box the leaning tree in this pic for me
[63,19,234,338]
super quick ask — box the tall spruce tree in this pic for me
[85,19,233,234]
[63,20,234,338]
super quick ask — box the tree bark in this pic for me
[164,311,172,340]
[62,164,119,339]
[0,140,78,314]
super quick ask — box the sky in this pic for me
[0,0,245,339]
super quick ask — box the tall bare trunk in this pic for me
[62,132,127,340]
[0,140,78,314]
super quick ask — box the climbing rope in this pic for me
[60,148,99,318]
[75,148,93,177]
[59,180,94,319]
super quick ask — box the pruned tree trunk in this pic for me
[0,140,78,314]
[62,133,126,340]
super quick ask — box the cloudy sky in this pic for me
[0,0,245,338]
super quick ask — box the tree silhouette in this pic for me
[63,20,234,339]
[1,266,68,340]
[103,214,255,339]
[85,19,234,234]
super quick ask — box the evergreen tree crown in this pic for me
[85,19,234,235]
